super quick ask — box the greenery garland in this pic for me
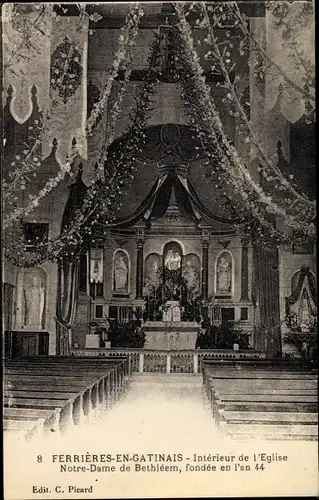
[173,3,315,246]
[199,2,315,216]
[4,3,144,228]
[60,33,162,259]
[4,3,316,269]
[4,33,162,267]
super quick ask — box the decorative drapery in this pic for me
[3,6,88,162]
[253,241,282,357]
[109,172,234,230]
[56,164,87,354]
[285,265,317,322]
[44,15,89,163]
[56,259,79,355]
[2,4,53,124]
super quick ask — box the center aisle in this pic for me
[66,373,226,447]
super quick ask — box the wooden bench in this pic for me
[4,356,130,441]
[5,356,131,394]
[202,360,318,441]
[5,358,130,396]
[220,423,319,441]
[203,373,317,408]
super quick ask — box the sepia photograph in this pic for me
[2,1,317,498]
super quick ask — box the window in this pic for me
[108,306,133,323]
[292,241,314,255]
[221,308,235,325]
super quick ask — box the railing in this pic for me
[71,348,266,374]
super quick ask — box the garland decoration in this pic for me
[173,2,315,241]
[3,5,88,219]
[4,31,162,267]
[231,1,315,107]
[58,32,162,260]
[86,3,143,135]
[199,2,315,216]
[3,3,144,228]
[3,3,316,268]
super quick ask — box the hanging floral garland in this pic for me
[176,68,293,248]
[4,32,162,267]
[3,5,85,217]
[3,3,144,229]
[199,2,315,216]
[86,3,143,135]
[231,1,315,108]
[173,3,315,240]
[57,33,162,260]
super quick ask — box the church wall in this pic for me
[9,164,71,355]
[3,261,17,287]
[31,181,70,355]
[88,27,239,158]
[87,19,290,182]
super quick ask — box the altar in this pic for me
[142,321,199,350]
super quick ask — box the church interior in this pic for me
[2,2,318,460]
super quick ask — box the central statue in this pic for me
[164,249,181,271]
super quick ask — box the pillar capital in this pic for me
[201,239,210,249]
[136,239,145,249]
[200,227,211,248]
[241,237,250,246]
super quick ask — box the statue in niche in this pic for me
[24,276,45,329]
[165,249,181,271]
[298,288,312,331]
[114,254,128,292]
[145,260,161,289]
[216,254,232,293]
[183,260,199,290]
[91,259,103,283]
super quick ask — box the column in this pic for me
[193,353,198,374]
[240,238,250,301]
[166,354,171,374]
[139,353,144,373]
[135,236,145,300]
[201,234,210,300]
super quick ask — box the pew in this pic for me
[202,360,318,441]
[6,356,131,395]
[4,356,130,442]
